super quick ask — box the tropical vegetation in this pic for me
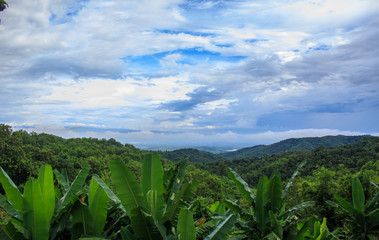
[0,124,378,239]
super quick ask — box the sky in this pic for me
[1,0,379,149]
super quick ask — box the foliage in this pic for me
[326,177,379,239]
[225,162,316,239]
[0,123,378,239]
[0,163,92,240]
[152,148,225,163]
[0,124,235,204]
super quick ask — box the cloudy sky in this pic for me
[1,0,378,149]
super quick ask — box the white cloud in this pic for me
[42,75,202,108]
[1,0,378,147]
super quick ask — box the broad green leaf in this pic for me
[141,154,164,218]
[88,178,108,236]
[92,175,121,206]
[264,232,280,240]
[352,177,365,213]
[366,191,379,211]
[256,176,268,233]
[178,208,196,240]
[9,219,27,237]
[283,161,306,200]
[165,159,188,207]
[55,164,90,219]
[313,220,321,239]
[0,194,19,219]
[170,159,188,195]
[54,169,70,193]
[284,201,315,215]
[0,166,23,213]
[71,202,90,238]
[227,168,255,203]
[23,179,50,240]
[334,195,356,215]
[223,199,252,221]
[315,218,328,240]
[110,159,153,240]
[269,211,282,239]
[163,181,198,222]
[266,172,282,213]
[1,222,25,240]
[153,218,168,240]
[210,201,223,214]
[37,165,55,221]
[49,210,71,240]
[204,213,236,240]
[120,226,137,240]
[223,199,242,215]
[367,208,379,217]
[293,221,311,240]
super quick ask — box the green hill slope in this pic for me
[151,148,225,163]
[220,135,370,159]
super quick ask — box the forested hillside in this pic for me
[152,148,226,163]
[220,135,370,159]
[1,123,378,239]
[0,124,237,202]
[198,136,379,185]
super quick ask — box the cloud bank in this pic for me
[1,0,378,148]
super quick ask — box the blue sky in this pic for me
[1,0,379,149]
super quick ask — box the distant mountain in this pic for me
[220,135,371,159]
[152,148,225,163]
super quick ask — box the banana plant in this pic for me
[110,154,198,240]
[70,178,109,239]
[326,177,379,240]
[225,161,315,239]
[0,165,55,240]
[0,164,91,240]
[302,218,339,240]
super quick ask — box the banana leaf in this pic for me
[23,179,50,240]
[54,169,70,193]
[55,164,90,219]
[283,161,306,200]
[334,195,356,215]
[266,172,282,213]
[352,177,365,214]
[0,167,23,213]
[256,176,268,233]
[0,193,20,219]
[177,208,196,240]
[37,165,55,222]
[227,168,255,203]
[88,178,108,236]
[204,213,236,240]
[162,181,198,223]
[110,159,154,240]
[141,154,164,218]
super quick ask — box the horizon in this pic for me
[1,0,379,148]
[4,123,375,151]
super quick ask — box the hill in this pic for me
[199,136,379,186]
[151,148,225,163]
[220,135,370,159]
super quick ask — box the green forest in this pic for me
[0,123,378,240]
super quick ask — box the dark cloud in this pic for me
[160,87,222,111]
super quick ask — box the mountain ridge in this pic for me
[154,135,372,162]
[220,135,371,159]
